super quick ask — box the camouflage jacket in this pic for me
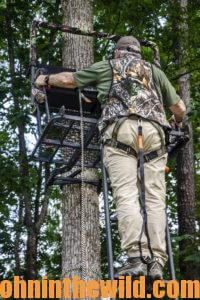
[98,54,170,133]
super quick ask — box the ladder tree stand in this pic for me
[30,21,189,299]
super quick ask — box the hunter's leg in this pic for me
[103,120,149,258]
[142,121,168,267]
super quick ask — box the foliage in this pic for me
[0,0,63,279]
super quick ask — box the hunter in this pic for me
[35,36,186,280]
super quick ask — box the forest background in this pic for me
[0,0,200,284]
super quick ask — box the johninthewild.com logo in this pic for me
[0,276,199,298]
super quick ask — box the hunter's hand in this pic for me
[81,93,92,103]
[169,115,182,129]
[35,75,46,88]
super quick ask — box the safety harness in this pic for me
[103,116,166,163]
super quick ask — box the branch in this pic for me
[172,68,200,81]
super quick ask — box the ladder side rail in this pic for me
[44,89,51,122]
[36,104,42,137]
[100,146,114,281]
[30,22,43,137]
[166,218,176,280]
[166,219,179,300]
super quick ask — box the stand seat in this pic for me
[34,65,101,114]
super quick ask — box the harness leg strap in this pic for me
[137,118,154,263]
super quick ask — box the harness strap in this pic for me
[149,120,166,154]
[144,148,165,162]
[105,116,166,162]
[104,139,137,158]
[104,139,165,163]
[112,117,129,142]
[137,118,154,263]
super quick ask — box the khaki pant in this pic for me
[103,117,168,266]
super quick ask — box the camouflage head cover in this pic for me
[115,36,141,53]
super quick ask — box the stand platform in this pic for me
[31,66,101,187]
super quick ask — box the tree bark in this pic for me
[62,0,94,69]
[171,0,199,279]
[61,0,101,295]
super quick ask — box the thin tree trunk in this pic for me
[61,1,101,296]
[14,200,23,275]
[5,0,36,280]
[171,0,199,279]
[5,0,52,280]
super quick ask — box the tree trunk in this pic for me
[62,0,94,69]
[61,0,101,294]
[171,0,199,279]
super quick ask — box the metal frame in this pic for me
[101,146,114,280]
[30,21,101,187]
[31,110,100,187]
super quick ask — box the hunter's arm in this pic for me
[152,65,187,123]
[169,99,186,123]
[35,72,77,89]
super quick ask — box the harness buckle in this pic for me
[111,140,117,148]
[126,146,132,155]
[144,154,151,163]
[138,117,142,127]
